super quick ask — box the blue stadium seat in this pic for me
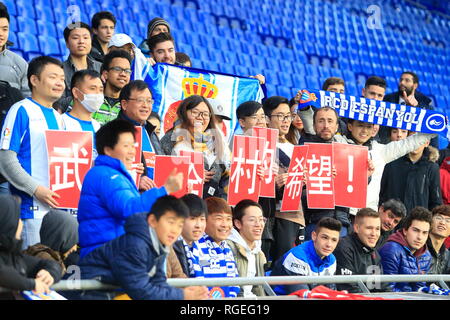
[218,64,235,75]
[2,0,17,16]
[35,4,56,22]
[16,4,36,19]
[277,85,292,99]
[17,17,38,35]
[8,15,18,33]
[37,20,57,38]
[39,35,61,56]
[292,74,307,89]
[17,33,40,58]
[234,65,249,77]
[278,72,293,88]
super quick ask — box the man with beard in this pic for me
[382,71,437,147]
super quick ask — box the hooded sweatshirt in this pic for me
[379,230,432,292]
[226,228,266,297]
[0,195,62,298]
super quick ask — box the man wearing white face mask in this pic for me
[62,70,103,133]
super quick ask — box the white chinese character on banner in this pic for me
[307,155,333,195]
[231,146,261,194]
[262,142,275,184]
[188,163,203,196]
[50,143,90,192]
[287,157,306,199]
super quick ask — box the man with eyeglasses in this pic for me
[427,205,450,275]
[118,80,164,192]
[226,199,267,297]
[92,50,132,125]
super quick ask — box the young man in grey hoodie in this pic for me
[226,199,267,297]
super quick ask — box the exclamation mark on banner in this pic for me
[347,155,354,193]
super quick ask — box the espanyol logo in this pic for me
[425,114,446,132]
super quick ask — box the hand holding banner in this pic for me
[305,143,335,209]
[333,143,368,209]
[46,130,93,210]
[251,127,278,198]
[281,145,309,212]
[228,135,264,206]
[154,155,189,198]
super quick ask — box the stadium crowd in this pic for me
[0,3,449,300]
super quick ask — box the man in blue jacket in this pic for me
[379,207,433,292]
[77,119,183,258]
[270,217,342,295]
[76,195,209,300]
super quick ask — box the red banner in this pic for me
[154,155,190,198]
[228,135,264,206]
[305,143,335,209]
[130,126,142,187]
[333,143,368,208]
[281,145,309,212]
[251,127,278,198]
[46,130,93,209]
[179,150,205,198]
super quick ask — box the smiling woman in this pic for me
[160,95,231,200]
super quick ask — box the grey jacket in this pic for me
[0,48,30,97]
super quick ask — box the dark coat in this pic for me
[379,147,442,214]
[379,230,432,292]
[427,237,450,275]
[77,212,184,300]
[172,239,190,278]
[334,233,389,293]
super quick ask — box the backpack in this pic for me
[0,80,23,184]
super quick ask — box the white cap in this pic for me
[207,98,231,120]
[108,33,136,48]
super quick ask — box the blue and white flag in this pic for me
[132,52,263,139]
[298,89,449,136]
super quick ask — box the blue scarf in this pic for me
[298,89,448,136]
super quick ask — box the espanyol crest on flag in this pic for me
[134,60,264,139]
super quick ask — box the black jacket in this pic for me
[379,147,442,214]
[90,35,106,63]
[427,237,450,275]
[375,229,394,250]
[334,233,389,293]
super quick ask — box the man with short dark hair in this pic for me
[383,71,437,147]
[0,56,65,248]
[76,195,209,300]
[187,197,240,298]
[118,80,163,191]
[270,217,342,295]
[427,205,450,275]
[226,199,267,297]
[147,32,176,65]
[334,208,389,293]
[61,70,103,138]
[90,11,116,63]
[379,207,433,292]
[0,3,30,97]
[376,199,407,249]
[92,50,132,125]
[62,22,102,98]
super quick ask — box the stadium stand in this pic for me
[4,0,450,139]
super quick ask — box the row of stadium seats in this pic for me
[4,0,450,116]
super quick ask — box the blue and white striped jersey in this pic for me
[0,98,64,219]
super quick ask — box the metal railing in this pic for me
[1,274,449,296]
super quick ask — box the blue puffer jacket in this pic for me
[77,155,167,258]
[379,230,432,292]
[77,212,184,300]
